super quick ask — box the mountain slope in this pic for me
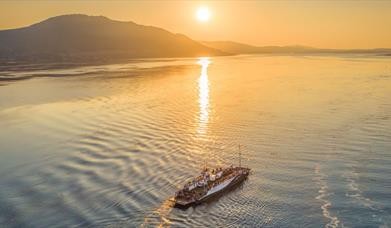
[0,14,226,62]
[202,41,391,55]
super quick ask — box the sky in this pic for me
[1,1,391,49]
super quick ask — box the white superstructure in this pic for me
[200,176,236,199]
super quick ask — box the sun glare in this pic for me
[197,57,210,135]
[196,7,211,22]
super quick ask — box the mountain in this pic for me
[201,41,391,55]
[1,15,389,65]
[0,14,226,63]
[201,41,317,54]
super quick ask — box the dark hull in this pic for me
[174,172,249,209]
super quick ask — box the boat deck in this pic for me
[174,167,250,208]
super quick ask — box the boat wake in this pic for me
[314,164,340,228]
[343,163,387,226]
[141,197,175,228]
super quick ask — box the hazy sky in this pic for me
[1,1,391,49]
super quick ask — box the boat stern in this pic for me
[173,198,196,209]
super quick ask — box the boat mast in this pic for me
[238,144,241,167]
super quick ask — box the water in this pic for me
[0,55,390,227]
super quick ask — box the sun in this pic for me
[196,7,211,22]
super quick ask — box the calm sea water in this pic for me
[0,55,390,227]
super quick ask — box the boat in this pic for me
[174,145,250,208]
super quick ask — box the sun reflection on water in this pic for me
[197,57,211,135]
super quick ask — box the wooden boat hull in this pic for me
[174,171,249,209]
